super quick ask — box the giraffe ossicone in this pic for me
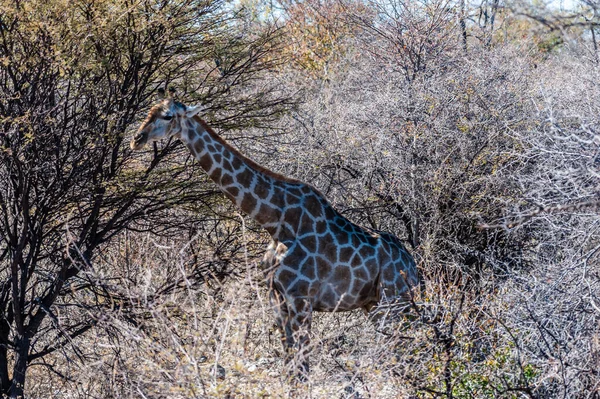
[131,96,419,378]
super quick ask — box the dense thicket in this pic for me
[0,0,598,398]
[0,1,286,397]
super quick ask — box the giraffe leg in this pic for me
[282,297,312,381]
[270,289,290,351]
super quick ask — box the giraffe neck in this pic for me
[181,116,317,240]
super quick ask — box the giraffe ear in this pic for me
[185,105,204,118]
[157,88,166,99]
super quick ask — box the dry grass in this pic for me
[22,231,542,399]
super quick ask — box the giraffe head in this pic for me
[130,89,203,150]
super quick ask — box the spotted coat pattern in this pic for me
[131,99,419,377]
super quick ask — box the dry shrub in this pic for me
[9,2,600,398]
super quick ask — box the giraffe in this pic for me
[130,93,419,378]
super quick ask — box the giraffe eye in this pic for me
[162,115,174,121]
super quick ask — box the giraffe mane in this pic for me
[194,116,309,186]
[192,116,345,231]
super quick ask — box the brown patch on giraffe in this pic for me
[255,178,270,199]
[285,206,302,226]
[287,187,303,199]
[300,185,312,194]
[279,225,295,240]
[289,279,311,296]
[400,250,411,266]
[301,235,317,253]
[351,253,363,268]
[354,266,369,281]
[210,168,222,182]
[339,247,354,263]
[221,147,231,160]
[241,193,257,213]
[193,140,204,155]
[322,240,338,264]
[382,265,395,282]
[305,195,323,218]
[198,153,212,171]
[389,245,399,261]
[300,259,316,280]
[335,218,348,229]
[333,266,351,292]
[316,221,327,234]
[222,159,233,173]
[359,245,376,258]
[320,287,336,307]
[324,206,336,219]
[256,204,282,226]
[316,257,332,279]
[337,232,349,245]
[237,168,254,188]
[231,156,242,170]
[299,213,315,232]
[351,234,361,248]
[206,144,216,153]
[277,269,297,286]
[291,244,307,261]
[377,246,390,266]
[270,192,285,208]
[227,187,239,199]
[221,173,233,186]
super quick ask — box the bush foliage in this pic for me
[1,0,599,398]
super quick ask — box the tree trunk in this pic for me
[9,333,29,399]
[0,317,10,396]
